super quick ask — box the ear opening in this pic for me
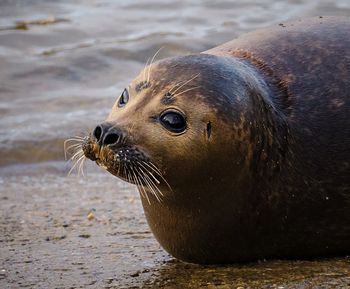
[206,121,212,139]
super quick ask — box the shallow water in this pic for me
[1,0,350,288]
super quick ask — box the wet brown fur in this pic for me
[82,17,350,264]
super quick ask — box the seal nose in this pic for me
[93,123,122,146]
[93,125,103,142]
[103,131,120,145]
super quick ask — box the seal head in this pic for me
[82,54,289,263]
[79,18,350,264]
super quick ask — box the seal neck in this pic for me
[230,49,293,116]
[228,54,292,210]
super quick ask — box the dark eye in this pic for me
[118,89,129,107]
[159,110,187,133]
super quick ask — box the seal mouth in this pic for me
[81,135,169,203]
[82,135,144,180]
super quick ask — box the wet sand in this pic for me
[2,163,350,288]
[1,1,350,288]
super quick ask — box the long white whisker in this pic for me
[137,161,160,184]
[174,86,201,97]
[147,46,164,83]
[136,173,151,204]
[65,144,83,159]
[135,177,147,201]
[168,79,187,94]
[141,161,170,189]
[70,150,84,161]
[143,161,171,190]
[68,154,85,176]
[148,162,173,192]
[64,137,84,143]
[131,166,149,203]
[141,161,162,175]
[139,169,163,201]
[137,167,160,202]
[138,165,163,195]
[78,156,86,177]
[66,143,82,151]
[143,57,151,82]
[171,73,200,95]
[64,138,83,160]
[81,158,86,177]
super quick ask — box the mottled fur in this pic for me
[82,17,350,264]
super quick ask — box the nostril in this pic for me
[93,126,102,141]
[104,133,120,145]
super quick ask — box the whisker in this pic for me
[141,161,162,175]
[148,161,173,192]
[65,136,84,142]
[78,156,86,177]
[136,178,147,202]
[64,138,83,160]
[66,143,83,151]
[143,57,151,82]
[127,165,134,187]
[142,161,171,188]
[125,165,131,184]
[68,154,85,176]
[117,160,121,176]
[70,150,84,161]
[174,86,201,97]
[73,135,85,139]
[137,161,168,201]
[122,163,126,179]
[65,144,83,158]
[117,162,121,176]
[137,167,160,202]
[135,170,151,204]
[138,165,162,194]
[131,165,150,204]
[168,79,188,94]
[137,161,161,184]
[170,73,200,95]
[139,168,164,201]
[147,46,164,83]
[64,137,84,148]
[77,156,83,177]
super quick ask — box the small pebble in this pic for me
[87,212,95,221]
[130,271,140,277]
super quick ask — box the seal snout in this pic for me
[82,122,125,163]
[93,122,123,147]
[82,121,158,187]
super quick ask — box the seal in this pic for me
[78,17,350,264]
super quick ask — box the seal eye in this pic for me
[160,110,187,133]
[118,89,129,107]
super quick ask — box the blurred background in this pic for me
[1,1,350,288]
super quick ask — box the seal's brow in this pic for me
[161,92,175,105]
[135,81,151,92]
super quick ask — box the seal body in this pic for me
[82,17,350,264]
